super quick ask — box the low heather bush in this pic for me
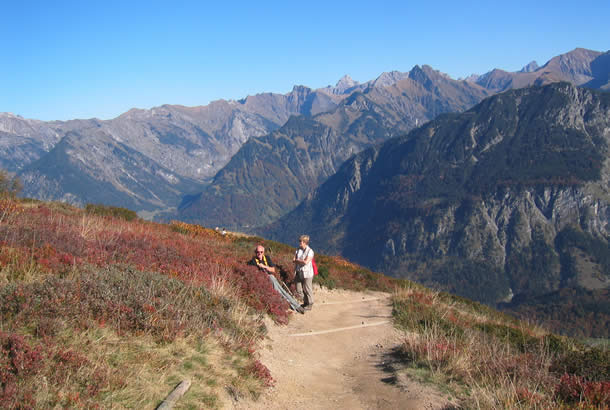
[85,203,138,221]
[0,331,43,406]
[0,265,266,344]
[555,373,610,407]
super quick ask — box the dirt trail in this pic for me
[224,287,454,409]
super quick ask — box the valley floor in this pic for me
[222,287,456,409]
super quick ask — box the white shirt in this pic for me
[295,246,314,279]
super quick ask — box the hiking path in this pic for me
[224,287,456,409]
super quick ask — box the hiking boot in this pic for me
[297,306,305,314]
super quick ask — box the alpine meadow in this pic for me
[1,45,609,408]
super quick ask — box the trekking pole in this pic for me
[279,278,296,298]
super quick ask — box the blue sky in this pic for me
[2,0,609,121]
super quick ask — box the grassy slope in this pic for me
[0,198,607,408]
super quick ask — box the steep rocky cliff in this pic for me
[261,83,610,336]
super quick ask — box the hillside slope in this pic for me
[0,199,607,408]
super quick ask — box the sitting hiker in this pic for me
[248,245,304,314]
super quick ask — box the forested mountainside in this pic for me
[261,82,610,337]
[176,65,491,228]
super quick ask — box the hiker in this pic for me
[293,235,314,311]
[248,245,304,314]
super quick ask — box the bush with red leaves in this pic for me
[0,331,43,407]
[555,373,610,407]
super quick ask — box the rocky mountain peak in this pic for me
[463,74,481,82]
[291,85,311,93]
[371,71,409,88]
[408,65,446,90]
[335,74,358,89]
[319,75,363,96]
[540,47,602,84]
[0,113,59,141]
[519,60,539,73]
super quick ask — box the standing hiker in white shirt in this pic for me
[294,235,314,311]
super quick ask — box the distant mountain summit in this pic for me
[335,74,358,90]
[320,74,364,96]
[539,47,602,84]
[473,48,609,92]
[370,71,410,88]
[519,60,539,72]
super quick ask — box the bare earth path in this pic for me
[224,287,454,409]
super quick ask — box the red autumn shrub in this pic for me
[555,373,610,407]
[247,359,275,387]
[233,265,290,324]
[0,331,44,407]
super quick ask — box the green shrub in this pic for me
[474,322,538,352]
[314,265,336,289]
[550,347,610,382]
[85,203,138,221]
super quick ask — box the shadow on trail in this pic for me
[374,346,462,410]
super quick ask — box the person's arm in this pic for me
[264,256,275,273]
[293,250,298,263]
[302,248,313,265]
[262,264,276,274]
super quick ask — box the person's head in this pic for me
[255,245,265,259]
[298,235,309,249]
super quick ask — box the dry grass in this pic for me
[29,327,251,409]
[392,284,609,409]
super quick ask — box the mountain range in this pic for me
[1,87,342,215]
[1,48,608,220]
[177,48,610,228]
[176,64,491,227]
